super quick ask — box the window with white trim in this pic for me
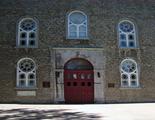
[17,58,36,88]
[68,11,88,39]
[17,18,38,47]
[120,58,139,88]
[118,20,137,48]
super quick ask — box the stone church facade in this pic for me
[0,0,155,103]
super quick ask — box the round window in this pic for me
[121,60,136,73]
[19,59,35,72]
[120,21,133,32]
[20,19,36,31]
[70,12,86,24]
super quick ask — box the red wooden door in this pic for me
[64,70,94,104]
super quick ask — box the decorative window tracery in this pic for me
[118,20,137,48]
[68,11,88,39]
[120,58,139,88]
[17,18,38,47]
[17,58,36,88]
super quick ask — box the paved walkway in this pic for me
[0,103,155,120]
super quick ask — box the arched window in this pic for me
[17,58,36,88]
[17,18,38,47]
[67,11,88,39]
[118,20,137,48]
[64,58,93,70]
[120,58,139,87]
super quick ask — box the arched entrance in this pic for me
[64,58,94,104]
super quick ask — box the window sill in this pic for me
[119,47,139,50]
[15,87,38,90]
[66,37,89,40]
[119,87,142,90]
[15,46,38,49]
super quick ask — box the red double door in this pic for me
[64,70,94,104]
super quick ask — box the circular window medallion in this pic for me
[121,60,136,73]
[120,21,133,32]
[70,12,86,24]
[19,59,35,72]
[20,19,36,31]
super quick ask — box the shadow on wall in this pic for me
[0,108,102,120]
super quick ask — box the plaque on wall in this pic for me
[17,91,36,96]
[108,83,115,88]
[42,81,50,88]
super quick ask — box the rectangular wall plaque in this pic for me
[17,91,36,96]
[108,83,115,88]
[43,81,50,88]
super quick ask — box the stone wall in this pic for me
[0,0,155,103]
